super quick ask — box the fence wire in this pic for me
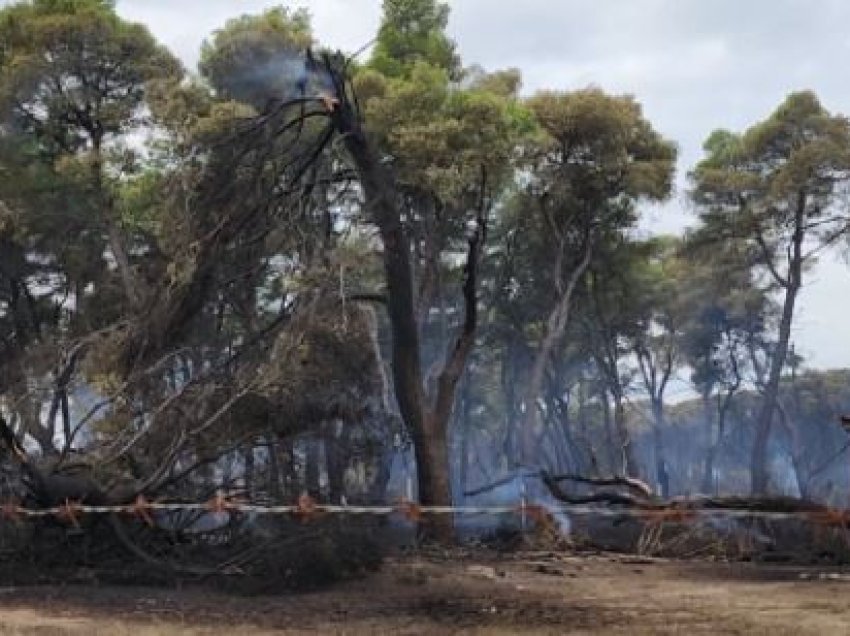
[2,495,849,526]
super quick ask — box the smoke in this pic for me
[212,50,336,110]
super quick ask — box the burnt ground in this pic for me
[1,550,850,634]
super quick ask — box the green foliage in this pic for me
[0,0,181,152]
[115,169,166,234]
[465,66,523,99]
[494,88,676,319]
[692,91,850,240]
[527,88,677,205]
[146,77,214,138]
[370,0,460,80]
[358,59,531,204]
[678,227,772,393]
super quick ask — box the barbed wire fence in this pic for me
[2,493,850,527]
[3,489,850,592]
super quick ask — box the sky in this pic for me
[9,0,850,369]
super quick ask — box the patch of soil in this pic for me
[2,550,850,634]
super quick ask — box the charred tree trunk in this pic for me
[333,81,486,541]
[336,102,440,531]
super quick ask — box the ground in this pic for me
[1,552,850,635]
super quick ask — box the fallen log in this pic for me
[464,468,844,519]
[464,470,652,504]
[539,471,648,507]
[545,473,654,499]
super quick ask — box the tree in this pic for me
[0,1,394,538]
[678,230,771,493]
[370,0,460,80]
[575,235,654,479]
[691,91,850,494]
[0,0,181,310]
[628,237,686,494]
[514,88,676,471]
[0,0,182,458]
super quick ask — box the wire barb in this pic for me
[126,494,156,527]
[56,499,83,528]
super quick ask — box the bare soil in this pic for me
[1,551,850,635]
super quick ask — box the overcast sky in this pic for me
[23,1,850,369]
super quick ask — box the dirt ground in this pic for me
[1,552,850,635]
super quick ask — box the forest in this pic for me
[2,0,850,610]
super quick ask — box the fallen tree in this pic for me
[467,469,847,518]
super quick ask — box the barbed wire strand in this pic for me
[2,497,849,525]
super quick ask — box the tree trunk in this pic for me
[323,422,346,504]
[751,194,805,495]
[266,434,282,501]
[776,399,809,499]
[91,133,142,309]
[456,378,472,504]
[651,399,668,497]
[305,437,321,498]
[600,388,617,474]
[19,398,56,457]
[333,76,486,542]
[700,389,718,494]
[338,121,449,540]
[613,393,638,477]
[367,447,393,504]
[501,343,521,468]
[243,444,255,499]
[519,240,592,465]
